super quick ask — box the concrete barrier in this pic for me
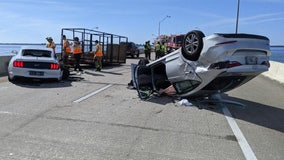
[262,61,284,84]
[0,55,13,76]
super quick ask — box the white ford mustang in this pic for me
[132,30,271,100]
[8,46,63,81]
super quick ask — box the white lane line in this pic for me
[0,111,24,116]
[73,84,113,103]
[222,107,257,160]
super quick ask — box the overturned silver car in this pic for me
[131,30,271,100]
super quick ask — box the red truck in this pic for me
[166,34,185,52]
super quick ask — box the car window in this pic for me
[173,80,201,94]
[22,49,51,57]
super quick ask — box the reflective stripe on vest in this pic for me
[161,45,166,52]
[73,44,82,54]
[95,44,103,57]
[64,40,71,53]
[155,44,160,51]
[66,47,71,53]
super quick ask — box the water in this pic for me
[1,44,283,63]
[0,44,61,56]
[269,46,284,63]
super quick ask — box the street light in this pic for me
[158,15,171,37]
[235,0,240,34]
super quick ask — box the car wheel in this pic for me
[182,30,205,61]
[62,68,70,80]
[8,74,14,82]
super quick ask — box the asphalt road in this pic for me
[0,57,283,160]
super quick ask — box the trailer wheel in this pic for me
[182,30,205,61]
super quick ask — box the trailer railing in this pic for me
[61,28,128,65]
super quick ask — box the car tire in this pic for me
[8,74,14,82]
[62,68,70,80]
[182,30,205,61]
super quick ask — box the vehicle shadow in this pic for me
[83,64,125,76]
[145,93,284,133]
[220,94,284,133]
[126,57,141,59]
[145,94,177,105]
[10,73,84,88]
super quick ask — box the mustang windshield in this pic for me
[22,50,51,57]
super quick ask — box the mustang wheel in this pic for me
[8,74,14,82]
[62,68,70,80]
[182,30,205,61]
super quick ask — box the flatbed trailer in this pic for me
[61,28,128,65]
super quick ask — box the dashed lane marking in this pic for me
[0,111,25,116]
[73,84,113,103]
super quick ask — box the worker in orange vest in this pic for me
[62,35,71,64]
[93,40,103,71]
[72,37,83,72]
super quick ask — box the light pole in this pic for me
[158,15,171,37]
[235,0,240,34]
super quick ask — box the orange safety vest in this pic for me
[63,40,71,53]
[95,44,103,57]
[73,42,82,54]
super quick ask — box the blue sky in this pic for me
[0,0,283,45]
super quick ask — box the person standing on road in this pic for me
[46,37,56,54]
[144,41,151,60]
[62,35,71,64]
[72,37,83,72]
[155,41,161,60]
[160,42,166,57]
[94,40,103,71]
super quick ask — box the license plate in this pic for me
[245,56,258,65]
[29,71,44,76]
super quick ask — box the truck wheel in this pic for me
[182,30,205,61]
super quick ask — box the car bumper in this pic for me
[9,68,62,80]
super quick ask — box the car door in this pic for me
[132,64,153,99]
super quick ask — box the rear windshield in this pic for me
[22,49,52,57]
